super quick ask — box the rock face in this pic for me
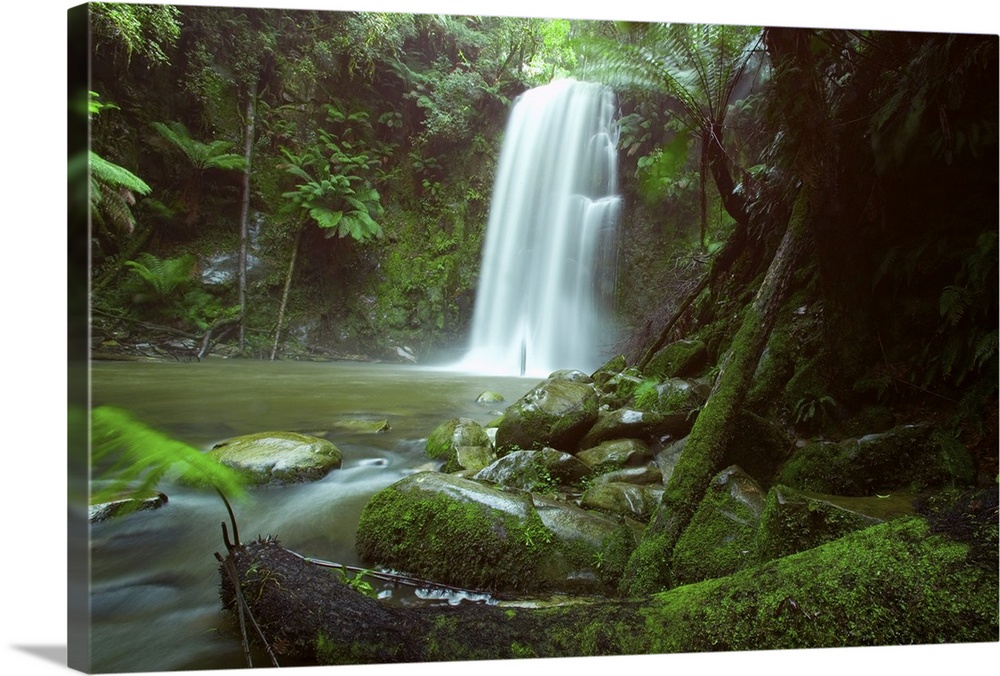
[355,472,635,594]
[207,431,342,485]
[495,374,600,453]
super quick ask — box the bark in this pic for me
[237,80,257,354]
[270,225,302,361]
[622,188,812,594]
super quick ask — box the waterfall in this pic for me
[457,79,621,377]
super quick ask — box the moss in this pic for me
[355,476,554,593]
[644,339,708,379]
[670,467,765,585]
[641,517,999,652]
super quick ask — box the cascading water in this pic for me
[458,78,621,377]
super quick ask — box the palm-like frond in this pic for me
[151,120,247,172]
[91,406,247,513]
[87,151,151,234]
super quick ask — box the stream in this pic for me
[88,359,536,673]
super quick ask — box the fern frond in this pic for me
[89,151,151,195]
[91,406,246,510]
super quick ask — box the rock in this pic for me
[670,466,766,585]
[654,437,686,484]
[722,411,790,486]
[593,463,664,486]
[580,482,664,520]
[332,418,391,433]
[546,369,594,383]
[474,448,593,492]
[752,485,890,565]
[355,472,632,593]
[576,439,651,473]
[590,354,627,387]
[596,368,645,410]
[644,338,708,379]
[425,418,492,472]
[778,424,976,496]
[633,378,709,413]
[207,431,342,485]
[454,445,497,473]
[476,391,506,404]
[495,375,600,453]
[89,491,168,523]
[578,408,693,449]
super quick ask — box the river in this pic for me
[87,359,536,673]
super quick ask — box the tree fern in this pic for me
[151,120,246,172]
[88,150,151,234]
[124,252,196,301]
[91,406,246,513]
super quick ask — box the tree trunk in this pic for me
[237,80,257,354]
[217,513,996,667]
[622,189,813,595]
[270,225,302,361]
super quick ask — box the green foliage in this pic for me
[151,121,247,172]
[87,151,152,235]
[91,405,246,512]
[122,253,236,331]
[338,568,378,599]
[792,394,837,427]
[90,2,181,65]
[280,104,384,241]
[124,252,197,301]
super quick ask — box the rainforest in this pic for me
[68,2,997,673]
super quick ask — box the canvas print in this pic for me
[68,1,998,673]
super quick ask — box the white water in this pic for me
[458,79,621,377]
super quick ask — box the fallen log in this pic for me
[217,512,998,667]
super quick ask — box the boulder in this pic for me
[752,485,892,565]
[778,424,976,496]
[644,338,708,379]
[89,491,168,523]
[670,466,766,585]
[355,472,632,593]
[590,354,627,387]
[206,431,342,486]
[580,482,664,521]
[576,438,651,473]
[474,448,593,492]
[578,408,693,449]
[495,375,600,453]
[426,418,492,472]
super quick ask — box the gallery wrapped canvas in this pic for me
[58,1,998,675]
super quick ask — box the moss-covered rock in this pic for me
[596,368,645,409]
[426,418,492,472]
[580,482,664,520]
[89,490,168,523]
[644,339,708,379]
[576,438,651,473]
[473,448,592,492]
[206,431,342,485]
[495,375,600,454]
[355,472,630,594]
[578,408,693,449]
[778,424,976,495]
[751,484,891,565]
[721,411,791,486]
[669,466,766,585]
[590,354,627,387]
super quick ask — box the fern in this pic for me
[88,151,151,234]
[124,252,196,300]
[91,406,246,512]
[151,120,246,172]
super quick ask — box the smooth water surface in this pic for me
[88,359,535,673]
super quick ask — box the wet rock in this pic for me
[207,431,342,485]
[454,445,497,473]
[576,438,651,473]
[579,408,693,449]
[426,418,492,472]
[89,492,168,523]
[580,482,664,521]
[495,375,600,453]
[593,463,664,486]
[590,354,627,387]
[644,338,708,379]
[474,448,593,492]
[476,391,506,404]
[778,424,975,496]
[654,437,686,484]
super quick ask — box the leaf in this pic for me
[310,207,344,229]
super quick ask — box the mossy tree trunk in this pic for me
[622,189,813,594]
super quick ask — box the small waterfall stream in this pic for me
[458,79,621,377]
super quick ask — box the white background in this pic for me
[2,1,997,675]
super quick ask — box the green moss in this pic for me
[355,477,554,592]
[644,339,708,379]
[641,517,998,652]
